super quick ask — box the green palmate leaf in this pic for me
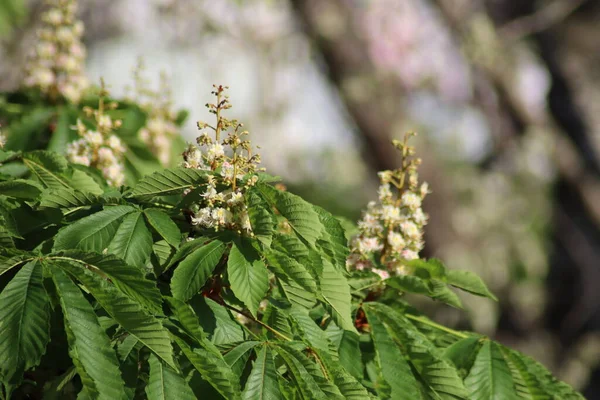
[429,279,463,309]
[312,349,370,400]
[0,226,15,247]
[362,305,420,399]
[39,188,102,210]
[385,274,432,295]
[409,258,447,279]
[152,240,175,275]
[0,179,42,199]
[319,260,356,332]
[224,341,261,368]
[328,327,362,379]
[0,261,50,385]
[444,336,482,379]
[131,168,208,198]
[22,150,70,190]
[146,353,195,400]
[171,239,225,301]
[465,340,519,400]
[56,262,176,368]
[144,208,182,247]
[190,297,246,345]
[279,278,317,309]
[166,237,209,270]
[288,307,332,354]
[266,248,317,294]
[504,347,583,400]
[50,250,163,314]
[369,304,469,399]
[242,345,282,400]
[228,241,269,317]
[255,184,322,246]
[173,335,242,400]
[245,192,274,248]
[446,270,498,301]
[165,297,208,344]
[51,269,126,400]
[0,252,33,277]
[312,205,349,271]
[68,168,104,194]
[53,205,136,252]
[500,347,551,400]
[107,211,153,268]
[263,305,293,341]
[275,343,344,400]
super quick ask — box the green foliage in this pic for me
[0,85,582,399]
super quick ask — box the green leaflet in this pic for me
[39,188,102,210]
[327,327,362,379]
[501,347,551,400]
[242,345,282,400]
[245,191,274,248]
[501,347,583,400]
[446,270,498,301]
[190,297,246,345]
[312,205,349,271]
[228,241,269,317]
[166,297,208,343]
[362,305,420,399]
[131,167,208,198]
[146,353,195,400]
[49,250,163,314]
[224,341,261,369]
[287,307,333,354]
[52,269,126,400]
[369,304,469,399]
[53,205,136,252]
[173,335,242,400]
[144,208,182,247]
[465,340,519,400]
[319,260,356,333]
[429,279,463,309]
[443,336,482,379]
[56,261,176,369]
[275,343,343,400]
[0,253,33,277]
[0,179,42,200]
[310,348,370,400]
[254,183,322,246]
[266,248,317,294]
[385,274,433,296]
[107,211,153,268]
[0,261,50,386]
[171,239,225,301]
[22,151,70,190]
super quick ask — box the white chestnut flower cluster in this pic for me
[23,0,89,103]
[129,63,180,166]
[66,97,126,186]
[183,85,263,235]
[347,134,429,280]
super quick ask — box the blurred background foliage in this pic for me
[1,0,600,397]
